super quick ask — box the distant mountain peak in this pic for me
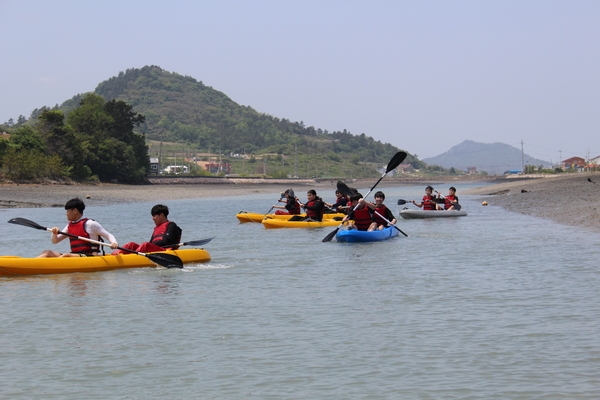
[422,140,551,174]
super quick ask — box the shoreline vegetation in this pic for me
[2,173,599,234]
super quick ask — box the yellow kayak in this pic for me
[0,249,211,276]
[262,217,347,229]
[237,211,344,223]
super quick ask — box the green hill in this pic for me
[88,66,416,178]
[4,65,427,180]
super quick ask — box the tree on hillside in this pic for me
[37,109,90,180]
[67,94,148,182]
[9,126,45,152]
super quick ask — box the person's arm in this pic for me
[87,220,119,249]
[363,201,377,211]
[384,207,397,225]
[343,209,355,223]
[51,225,70,244]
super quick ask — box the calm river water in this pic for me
[1,183,599,399]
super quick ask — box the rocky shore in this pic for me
[463,173,600,233]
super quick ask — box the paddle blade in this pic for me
[8,217,48,231]
[146,253,184,269]
[454,203,462,211]
[322,227,340,242]
[336,181,355,197]
[181,237,215,247]
[386,151,407,173]
[397,199,408,205]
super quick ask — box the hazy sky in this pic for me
[1,0,598,163]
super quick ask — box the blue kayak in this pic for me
[335,226,399,243]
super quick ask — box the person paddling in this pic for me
[364,191,397,230]
[324,189,349,213]
[112,204,182,255]
[412,186,438,211]
[344,193,377,231]
[299,189,325,222]
[272,189,301,215]
[438,186,459,210]
[37,197,119,258]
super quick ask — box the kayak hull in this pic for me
[336,226,399,242]
[399,209,467,219]
[262,217,345,229]
[0,249,211,276]
[237,211,344,223]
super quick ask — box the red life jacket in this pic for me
[286,199,301,215]
[304,199,323,221]
[352,207,374,231]
[150,221,179,249]
[423,195,436,210]
[444,195,457,210]
[68,218,99,255]
[373,205,389,226]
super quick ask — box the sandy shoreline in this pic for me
[3,173,599,233]
[0,176,482,209]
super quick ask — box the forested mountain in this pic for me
[422,140,552,174]
[89,66,411,167]
[1,65,425,182]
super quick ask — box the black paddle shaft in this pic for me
[322,152,407,242]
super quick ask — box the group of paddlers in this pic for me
[412,186,460,211]
[270,188,397,231]
[37,198,182,258]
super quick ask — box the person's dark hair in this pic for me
[374,191,385,200]
[65,198,85,213]
[449,186,456,191]
[350,193,363,202]
[307,189,322,201]
[425,185,434,192]
[151,204,169,217]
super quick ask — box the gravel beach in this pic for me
[463,172,600,233]
[2,173,599,233]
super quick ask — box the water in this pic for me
[1,183,599,399]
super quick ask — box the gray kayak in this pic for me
[399,209,467,219]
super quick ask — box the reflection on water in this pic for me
[66,274,90,298]
[153,275,180,296]
[1,184,600,398]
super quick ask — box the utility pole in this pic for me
[559,150,562,167]
[521,140,524,172]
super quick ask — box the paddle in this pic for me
[322,151,407,242]
[265,192,287,214]
[8,217,183,269]
[373,211,408,237]
[397,197,461,211]
[177,237,215,247]
[434,190,462,211]
[337,181,407,237]
[397,199,413,205]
